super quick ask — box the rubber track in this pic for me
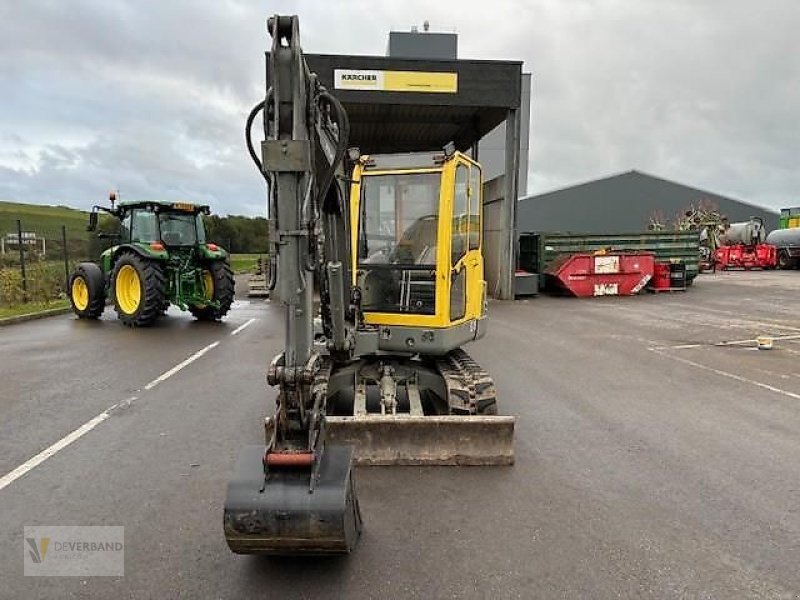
[434,348,498,415]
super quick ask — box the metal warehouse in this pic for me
[517,170,780,234]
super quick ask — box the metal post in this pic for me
[62,225,70,293]
[501,108,521,300]
[17,219,27,302]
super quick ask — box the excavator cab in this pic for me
[350,150,488,353]
[320,149,513,463]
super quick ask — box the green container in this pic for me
[779,207,800,229]
[518,231,701,287]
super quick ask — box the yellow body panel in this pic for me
[350,152,485,331]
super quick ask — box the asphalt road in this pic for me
[2,271,800,598]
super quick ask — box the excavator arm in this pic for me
[224,15,362,555]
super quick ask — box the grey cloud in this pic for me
[1,0,798,214]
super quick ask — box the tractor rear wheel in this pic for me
[68,262,106,319]
[111,252,166,327]
[189,260,235,321]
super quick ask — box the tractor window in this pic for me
[119,213,132,242]
[468,166,481,251]
[452,165,469,265]
[158,212,203,246]
[130,210,159,243]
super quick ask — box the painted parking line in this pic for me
[143,341,220,391]
[0,412,110,492]
[230,318,257,336]
[0,339,223,493]
[648,347,800,401]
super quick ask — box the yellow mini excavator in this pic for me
[224,14,514,555]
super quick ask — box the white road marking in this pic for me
[230,318,257,336]
[655,334,800,351]
[649,347,800,401]
[143,341,220,391]
[0,340,222,493]
[666,343,704,350]
[715,334,800,347]
[0,412,110,492]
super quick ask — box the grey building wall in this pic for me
[387,30,457,59]
[482,175,508,297]
[478,73,531,196]
[518,170,780,234]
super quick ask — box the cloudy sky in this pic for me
[1,0,798,215]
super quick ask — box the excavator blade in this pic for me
[224,445,362,555]
[325,415,515,466]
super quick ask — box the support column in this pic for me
[500,108,521,300]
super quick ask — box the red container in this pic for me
[652,262,672,290]
[546,252,655,297]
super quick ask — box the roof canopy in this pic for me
[301,54,523,154]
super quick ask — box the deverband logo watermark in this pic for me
[24,526,124,576]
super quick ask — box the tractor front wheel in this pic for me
[112,252,166,327]
[68,262,106,319]
[190,260,235,321]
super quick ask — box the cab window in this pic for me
[468,167,481,251]
[452,164,469,265]
[130,209,159,243]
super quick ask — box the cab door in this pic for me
[449,159,483,324]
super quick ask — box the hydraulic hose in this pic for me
[316,90,350,209]
[245,88,273,181]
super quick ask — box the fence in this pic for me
[0,219,98,308]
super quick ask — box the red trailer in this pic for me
[545,252,654,297]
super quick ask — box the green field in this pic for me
[0,298,70,320]
[0,201,90,239]
[230,253,267,274]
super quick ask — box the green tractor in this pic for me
[68,197,235,326]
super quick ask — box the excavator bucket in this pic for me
[223,445,362,555]
[325,415,515,466]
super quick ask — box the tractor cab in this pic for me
[95,200,211,250]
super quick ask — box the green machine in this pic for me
[779,207,800,230]
[68,197,234,326]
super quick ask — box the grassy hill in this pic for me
[0,201,90,239]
